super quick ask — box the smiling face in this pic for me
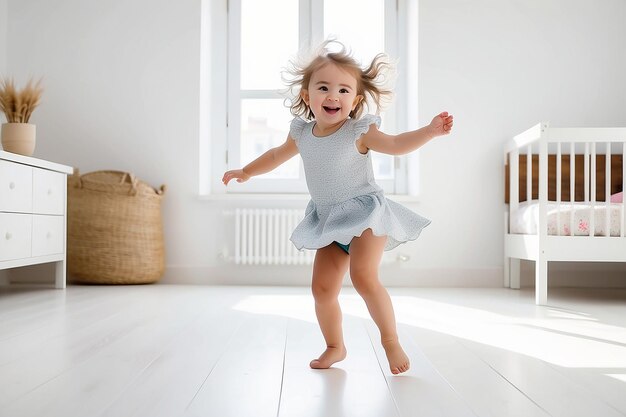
[300,62,363,132]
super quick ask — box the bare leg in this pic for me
[310,243,350,369]
[350,229,410,375]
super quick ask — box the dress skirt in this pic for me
[290,191,431,251]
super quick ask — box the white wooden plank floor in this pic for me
[0,285,625,417]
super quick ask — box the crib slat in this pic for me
[510,151,519,209]
[556,142,561,236]
[539,139,548,237]
[527,145,532,201]
[584,142,590,202]
[623,143,626,238]
[570,142,575,235]
[590,142,596,237]
[505,149,519,237]
[606,142,611,236]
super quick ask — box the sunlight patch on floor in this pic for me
[232,292,626,370]
[606,374,626,383]
[390,295,626,369]
[232,294,317,323]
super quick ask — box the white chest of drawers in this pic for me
[0,151,73,288]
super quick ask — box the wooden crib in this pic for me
[504,123,626,305]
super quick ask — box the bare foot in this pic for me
[382,340,410,374]
[310,345,347,369]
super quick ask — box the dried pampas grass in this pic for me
[0,77,44,123]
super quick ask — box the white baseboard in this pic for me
[518,260,626,288]
[6,261,622,288]
[160,265,503,287]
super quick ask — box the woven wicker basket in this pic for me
[67,170,166,284]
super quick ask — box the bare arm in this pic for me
[358,112,454,156]
[222,135,299,185]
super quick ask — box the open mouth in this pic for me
[323,106,341,115]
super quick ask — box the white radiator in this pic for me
[233,208,314,265]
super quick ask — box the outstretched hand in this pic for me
[429,112,454,136]
[222,169,250,185]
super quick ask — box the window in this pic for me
[205,0,418,196]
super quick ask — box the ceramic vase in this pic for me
[1,123,36,156]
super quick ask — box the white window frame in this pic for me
[201,0,420,197]
[225,0,307,194]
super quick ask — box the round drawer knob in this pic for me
[9,182,15,190]
[47,189,53,195]
[46,232,52,239]
[5,232,12,240]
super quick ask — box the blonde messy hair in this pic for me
[283,40,394,121]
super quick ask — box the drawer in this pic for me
[33,168,65,215]
[32,215,64,257]
[0,160,33,213]
[0,213,32,261]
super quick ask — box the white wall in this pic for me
[0,0,6,74]
[417,0,626,286]
[4,0,214,285]
[4,0,626,287]
[0,0,7,285]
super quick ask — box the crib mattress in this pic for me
[510,201,624,236]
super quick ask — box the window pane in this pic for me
[241,0,299,90]
[240,99,299,179]
[324,0,385,66]
[373,153,394,179]
[325,0,391,180]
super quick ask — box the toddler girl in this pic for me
[223,41,453,374]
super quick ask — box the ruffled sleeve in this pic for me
[289,117,307,144]
[353,114,382,139]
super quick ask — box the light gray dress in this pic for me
[289,114,431,251]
